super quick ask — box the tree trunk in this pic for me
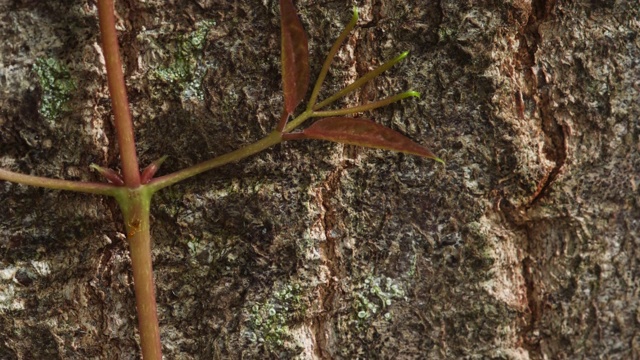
[1,0,638,358]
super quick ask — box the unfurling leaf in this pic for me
[313,52,409,111]
[290,117,443,163]
[308,6,359,110]
[311,91,420,118]
[280,0,309,116]
[140,155,168,184]
[90,164,125,185]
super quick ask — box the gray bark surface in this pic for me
[1,0,638,359]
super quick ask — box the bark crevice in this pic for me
[510,0,561,356]
[311,159,349,360]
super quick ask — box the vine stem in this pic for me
[115,188,162,360]
[129,216,161,359]
[97,1,160,358]
[97,0,140,187]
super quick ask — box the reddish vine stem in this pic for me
[97,1,161,358]
[116,189,162,360]
[129,224,162,359]
[97,0,140,187]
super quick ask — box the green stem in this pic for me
[149,108,317,192]
[148,130,284,192]
[313,51,409,111]
[97,0,140,187]
[115,188,162,360]
[284,109,314,132]
[311,91,419,118]
[0,168,118,196]
[307,7,359,110]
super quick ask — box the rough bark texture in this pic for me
[1,0,639,359]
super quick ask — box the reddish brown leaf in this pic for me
[90,164,125,185]
[280,0,309,115]
[140,155,168,184]
[300,117,442,161]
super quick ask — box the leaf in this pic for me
[280,0,309,115]
[313,52,409,111]
[90,164,125,185]
[298,117,443,162]
[140,155,168,184]
[307,6,359,109]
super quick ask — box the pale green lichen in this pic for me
[33,57,75,121]
[152,19,216,102]
[353,275,406,326]
[186,237,205,257]
[246,282,306,353]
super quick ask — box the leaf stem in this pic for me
[307,7,359,110]
[311,91,419,117]
[0,168,119,196]
[148,131,284,192]
[148,109,318,192]
[284,109,314,132]
[97,0,140,187]
[313,51,409,111]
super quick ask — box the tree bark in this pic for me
[1,0,638,359]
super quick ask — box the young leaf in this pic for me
[90,164,125,185]
[140,155,168,184]
[313,51,409,111]
[280,0,309,116]
[312,91,420,118]
[307,6,359,110]
[289,117,443,163]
